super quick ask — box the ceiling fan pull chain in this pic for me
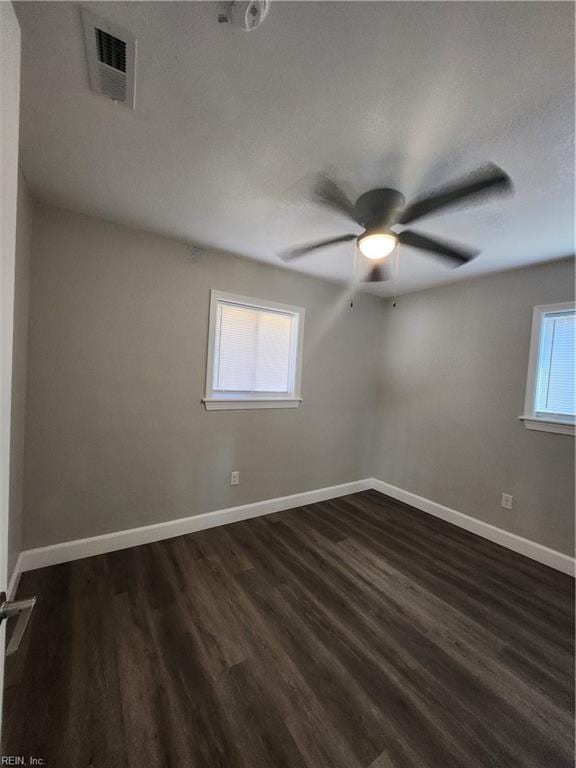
[350,240,359,308]
[392,242,400,308]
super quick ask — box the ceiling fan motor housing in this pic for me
[353,188,405,230]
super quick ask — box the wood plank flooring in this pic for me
[2,490,574,767]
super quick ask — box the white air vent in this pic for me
[81,9,136,108]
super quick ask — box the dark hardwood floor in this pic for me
[2,490,574,767]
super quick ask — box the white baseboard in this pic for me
[17,477,574,578]
[371,479,575,577]
[19,479,373,572]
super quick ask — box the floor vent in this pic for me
[81,10,136,109]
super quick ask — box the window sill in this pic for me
[519,415,575,436]
[203,397,302,411]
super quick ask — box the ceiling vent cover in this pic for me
[81,9,136,108]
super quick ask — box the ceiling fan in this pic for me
[280,163,513,282]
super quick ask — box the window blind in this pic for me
[213,302,295,393]
[534,310,575,416]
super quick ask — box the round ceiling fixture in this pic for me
[357,232,397,260]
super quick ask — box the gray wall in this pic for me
[20,202,575,557]
[374,259,575,555]
[23,202,384,548]
[8,171,32,575]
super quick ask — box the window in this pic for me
[203,291,305,410]
[521,302,575,435]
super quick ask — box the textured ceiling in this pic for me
[16,1,575,296]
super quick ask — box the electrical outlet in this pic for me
[501,493,513,510]
[230,471,240,486]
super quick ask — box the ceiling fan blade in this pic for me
[399,163,512,225]
[398,230,479,266]
[363,262,392,282]
[313,176,355,219]
[280,234,357,261]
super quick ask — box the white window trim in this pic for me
[520,301,575,436]
[203,290,305,411]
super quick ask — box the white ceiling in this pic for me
[16,1,574,296]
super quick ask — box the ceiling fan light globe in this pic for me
[358,232,397,260]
